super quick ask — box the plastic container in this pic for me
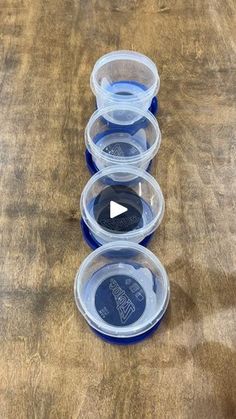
[74,241,170,344]
[80,166,165,248]
[85,105,161,173]
[90,51,160,124]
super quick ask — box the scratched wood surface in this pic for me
[0,1,236,418]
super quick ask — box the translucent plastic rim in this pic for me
[80,166,165,242]
[74,241,170,338]
[90,50,160,101]
[85,105,161,164]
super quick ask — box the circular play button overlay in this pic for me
[93,185,143,233]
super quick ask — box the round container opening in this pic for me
[74,241,170,339]
[91,50,159,100]
[90,51,160,122]
[85,105,161,171]
[80,166,165,245]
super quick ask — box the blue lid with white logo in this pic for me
[74,241,170,344]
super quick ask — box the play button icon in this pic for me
[110,201,128,219]
[93,185,143,233]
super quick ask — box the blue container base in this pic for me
[90,317,163,345]
[85,149,152,176]
[150,96,158,115]
[96,93,158,117]
[80,218,153,250]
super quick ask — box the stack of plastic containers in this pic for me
[74,51,170,344]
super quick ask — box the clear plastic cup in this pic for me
[90,50,160,124]
[85,105,161,172]
[80,166,165,246]
[74,241,170,343]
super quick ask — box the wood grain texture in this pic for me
[0,1,236,418]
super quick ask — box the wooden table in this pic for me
[0,1,235,418]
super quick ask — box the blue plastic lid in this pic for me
[96,90,158,118]
[90,316,163,345]
[101,80,158,116]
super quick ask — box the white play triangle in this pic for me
[110,201,128,219]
